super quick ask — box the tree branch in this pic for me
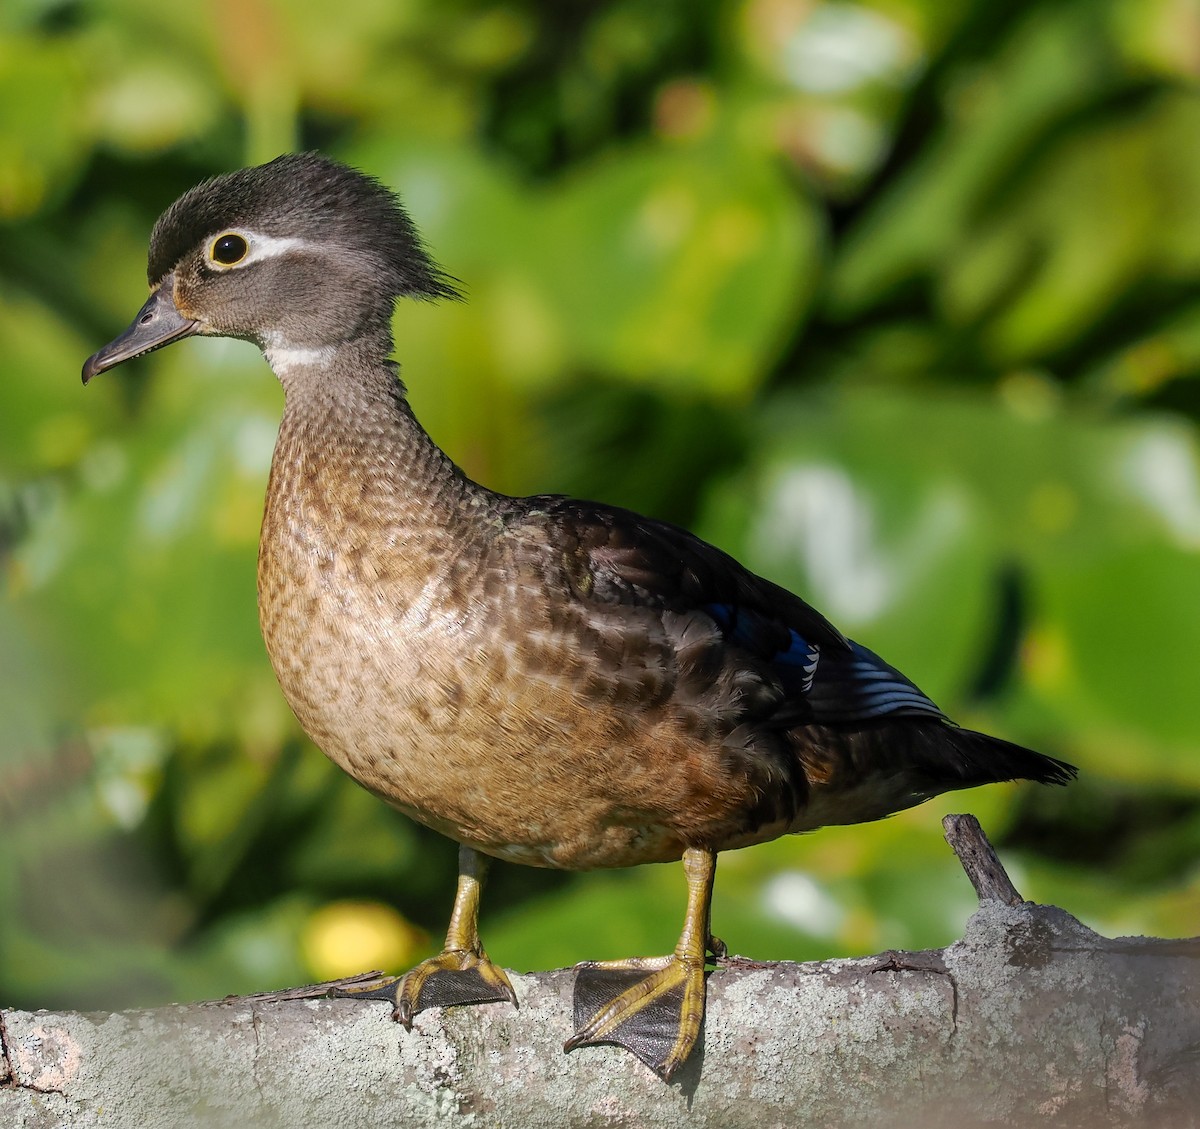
[942,812,1026,905]
[3,816,1198,1128]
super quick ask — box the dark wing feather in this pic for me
[505,496,960,731]
[520,495,850,655]
[801,640,946,725]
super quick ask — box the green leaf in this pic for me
[540,140,823,397]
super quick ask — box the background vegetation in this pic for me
[2,0,1199,1012]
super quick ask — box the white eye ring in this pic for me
[204,230,309,271]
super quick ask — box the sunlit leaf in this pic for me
[540,139,823,396]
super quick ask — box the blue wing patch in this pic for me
[704,602,822,692]
[705,602,943,723]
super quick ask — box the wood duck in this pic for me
[82,153,1075,1081]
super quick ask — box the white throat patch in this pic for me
[263,340,337,375]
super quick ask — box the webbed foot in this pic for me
[566,952,707,1079]
[336,947,517,1026]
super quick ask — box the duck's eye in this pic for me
[210,233,249,266]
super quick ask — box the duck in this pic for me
[82,152,1076,1081]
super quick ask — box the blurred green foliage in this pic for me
[2,0,1199,1013]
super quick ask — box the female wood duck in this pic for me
[83,153,1075,1081]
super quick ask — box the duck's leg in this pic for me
[566,847,717,1081]
[335,844,517,1025]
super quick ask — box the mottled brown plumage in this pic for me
[83,153,1075,1081]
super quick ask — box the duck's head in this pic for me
[82,153,457,383]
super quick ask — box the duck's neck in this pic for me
[264,336,490,541]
